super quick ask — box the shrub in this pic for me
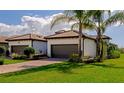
[108,50,120,59]
[83,56,95,63]
[24,47,35,58]
[68,53,82,63]
[11,53,20,59]
[0,46,5,56]
[6,50,10,57]
[19,55,27,59]
[0,57,4,65]
[119,48,124,54]
[11,53,27,60]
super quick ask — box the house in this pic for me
[0,35,8,49]
[6,34,47,55]
[5,30,111,58]
[46,30,111,58]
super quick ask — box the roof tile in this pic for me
[6,34,46,41]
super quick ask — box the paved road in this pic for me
[0,58,64,74]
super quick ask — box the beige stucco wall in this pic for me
[84,39,96,57]
[8,40,32,53]
[47,38,79,57]
[33,40,47,55]
[47,38,96,57]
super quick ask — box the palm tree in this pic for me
[88,10,124,61]
[51,10,124,62]
[51,10,94,59]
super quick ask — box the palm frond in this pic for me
[100,23,106,34]
[71,19,97,31]
[50,14,71,29]
[71,23,79,30]
[105,12,124,27]
[64,10,75,16]
[82,19,97,30]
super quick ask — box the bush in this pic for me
[11,53,27,60]
[0,58,4,65]
[68,53,82,63]
[119,48,124,54]
[108,50,120,59]
[19,55,27,59]
[11,53,19,59]
[24,47,35,58]
[83,56,95,63]
[6,50,10,57]
[0,46,5,56]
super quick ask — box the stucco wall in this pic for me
[47,38,96,57]
[8,40,32,53]
[33,40,47,55]
[84,39,96,57]
[47,38,79,57]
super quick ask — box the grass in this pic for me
[0,54,124,82]
[2,58,26,65]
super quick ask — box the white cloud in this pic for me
[0,13,71,36]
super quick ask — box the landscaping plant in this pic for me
[69,53,82,63]
[11,53,27,60]
[24,47,35,58]
[108,50,120,59]
[0,46,5,56]
[0,57,4,65]
[0,46,5,65]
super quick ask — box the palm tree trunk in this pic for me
[96,31,100,57]
[97,20,102,62]
[82,38,85,57]
[78,21,82,59]
[100,39,104,61]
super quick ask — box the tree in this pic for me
[51,10,94,59]
[86,10,124,61]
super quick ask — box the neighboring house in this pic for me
[46,30,111,58]
[6,34,47,55]
[0,35,8,49]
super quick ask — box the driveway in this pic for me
[0,58,64,74]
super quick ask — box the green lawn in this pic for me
[0,54,124,83]
[4,59,26,65]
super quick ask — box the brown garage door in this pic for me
[51,44,78,58]
[11,45,28,54]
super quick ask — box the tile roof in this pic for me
[46,30,111,40]
[6,34,46,41]
[46,30,111,39]
[0,35,8,43]
[46,30,79,38]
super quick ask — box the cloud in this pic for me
[0,13,71,36]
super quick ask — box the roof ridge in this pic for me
[7,33,31,40]
[46,30,78,38]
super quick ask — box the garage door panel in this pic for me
[51,44,78,58]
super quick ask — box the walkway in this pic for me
[0,58,64,74]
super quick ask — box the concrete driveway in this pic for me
[0,58,64,74]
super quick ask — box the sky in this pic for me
[0,10,123,47]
